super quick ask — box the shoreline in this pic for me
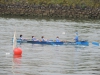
[0,3,100,19]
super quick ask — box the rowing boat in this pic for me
[16,39,89,46]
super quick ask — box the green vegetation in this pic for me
[0,0,100,19]
[0,0,100,8]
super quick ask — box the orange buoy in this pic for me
[13,48,22,55]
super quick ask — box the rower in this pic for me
[19,35,26,41]
[41,36,47,41]
[74,32,79,42]
[56,36,60,42]
[32,36,37,41]
[20,35,23,40]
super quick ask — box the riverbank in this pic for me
[0,3,100,19]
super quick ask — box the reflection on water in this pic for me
[12,55,22,75]
[0,17,100,75]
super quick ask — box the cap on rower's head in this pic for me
[32,36,34,38]
[20,35,22,37]
[56,36,59,38]
[41,36,44,38]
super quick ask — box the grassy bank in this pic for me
[0,0,100,19]
[0,0,100,8]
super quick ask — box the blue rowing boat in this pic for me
[16,39,89,46]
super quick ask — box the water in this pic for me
[0,17,100,75]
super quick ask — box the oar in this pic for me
[92,42,99,46]
[6,28,17,55]
[13,31,16,49]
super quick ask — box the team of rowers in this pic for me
[19,34,79,42]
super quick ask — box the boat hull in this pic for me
[17,39,89,46]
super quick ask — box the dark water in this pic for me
[0,17,100,75]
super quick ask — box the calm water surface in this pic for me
[0,17,100,75]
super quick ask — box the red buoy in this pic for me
[13,48,22,55]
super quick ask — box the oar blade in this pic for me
[92,42,99,46]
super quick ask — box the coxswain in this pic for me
[74,32,79,42]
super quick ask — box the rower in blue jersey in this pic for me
[74,32,79,42]
[56,36,60,42]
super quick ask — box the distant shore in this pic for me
[0,3,100,19]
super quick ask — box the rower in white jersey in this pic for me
[41,36,47,41]
[20,35,23,40]
[32,36,37,41]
